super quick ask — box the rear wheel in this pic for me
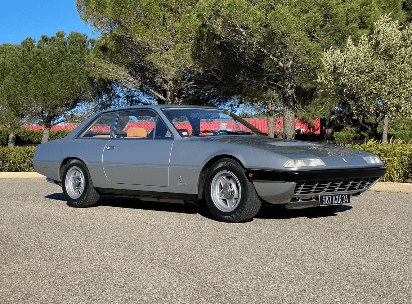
[61,159,100,208]
[205,159,261,222]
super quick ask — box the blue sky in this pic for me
[0,1,99,45]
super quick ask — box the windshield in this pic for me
[161,108,265,137]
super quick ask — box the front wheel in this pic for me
[61,159,100,208]
[205,159,261,222]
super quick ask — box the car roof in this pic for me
[99,104,219,114]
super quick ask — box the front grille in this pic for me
[294,177,379,196]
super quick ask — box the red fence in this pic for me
[245,119,320,135]
[4,119,320,134]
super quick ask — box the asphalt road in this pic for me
[0,178,411,304]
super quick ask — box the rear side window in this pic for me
[79,113,115,138]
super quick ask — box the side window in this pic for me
[79,113,115,138]
[170,116,193,136]
[155,117,172,139]
[115,110,156,139]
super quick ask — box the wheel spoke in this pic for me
[65,166,86,200]
[233,188,239,199]
[226,198,235,209]
[210,170,242,212]
[222,176,231,184]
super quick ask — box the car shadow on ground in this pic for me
[255,204,352,220]
[45,192,201,215]
[45,192,351,221]
[45,192,66,201]
[97,195,201,215]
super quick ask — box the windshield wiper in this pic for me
[229,131,254,135]
[196,130,255,136]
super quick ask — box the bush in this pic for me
[15,129,43,145]
[0,146,36,172]
[388,118,412,142]
[347,139,412,183]
[334,127,369,144]
[0,128,11,146]
[1,128,73,146]
[49,129,73,141]
[389,130,412,143]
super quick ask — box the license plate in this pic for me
[320,194,351,206]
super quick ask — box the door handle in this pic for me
[105,145,115,150]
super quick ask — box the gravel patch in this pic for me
[0,178,411,303]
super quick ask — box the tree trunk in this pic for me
[282,61,295,140]
[267,115,275,138]
[266,101,275,138]
[320,118,326,141]
[326,111,335,140]
[41,127,51,143]
[371,120,379,140]
[7,131,16,148]
[283,100,295,139]
[166,79,178,104]
[382,114,389,143]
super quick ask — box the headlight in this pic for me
[283,158,326,168]
[363,156,382,164]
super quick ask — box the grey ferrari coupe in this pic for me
[33,105,386,222]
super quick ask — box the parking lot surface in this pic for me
[1,178,411,303]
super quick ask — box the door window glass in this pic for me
[79,112,115,138]
[115,110,156,139]
[155,117,172,139]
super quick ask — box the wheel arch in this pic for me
[59,157,87,180]
[197,154,245,200]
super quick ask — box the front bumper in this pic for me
[246,167,386,183]
[246,167,386,207]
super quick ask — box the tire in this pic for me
[61,159,100,208]
[204,158,261,222]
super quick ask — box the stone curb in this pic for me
[0,172,411,194]
[0,172,46,178]
[369,182,412,194]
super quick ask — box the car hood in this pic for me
[204,136,365,158]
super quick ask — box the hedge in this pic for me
[334,127,369,144]
[0,128,73,146]
[0,146,36,172]
[347,139,412,183]
[389,130,412,143]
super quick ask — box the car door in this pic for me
[75,111,116,188]
[102,109,173,187]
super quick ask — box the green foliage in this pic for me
[49,130,73,141]
[388,118,412,142]
[348,139,412,182]
[334,127,369,144]
[77,0,202,105]
[320,15,412,141]
[198,0,387,139]
[0,146,36,172]
[0,129,72,146]
[0,32,94,144]
[0,43,34,135]
[0,128,10,146]
[14,129,43,145]
[389,130,412,142]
